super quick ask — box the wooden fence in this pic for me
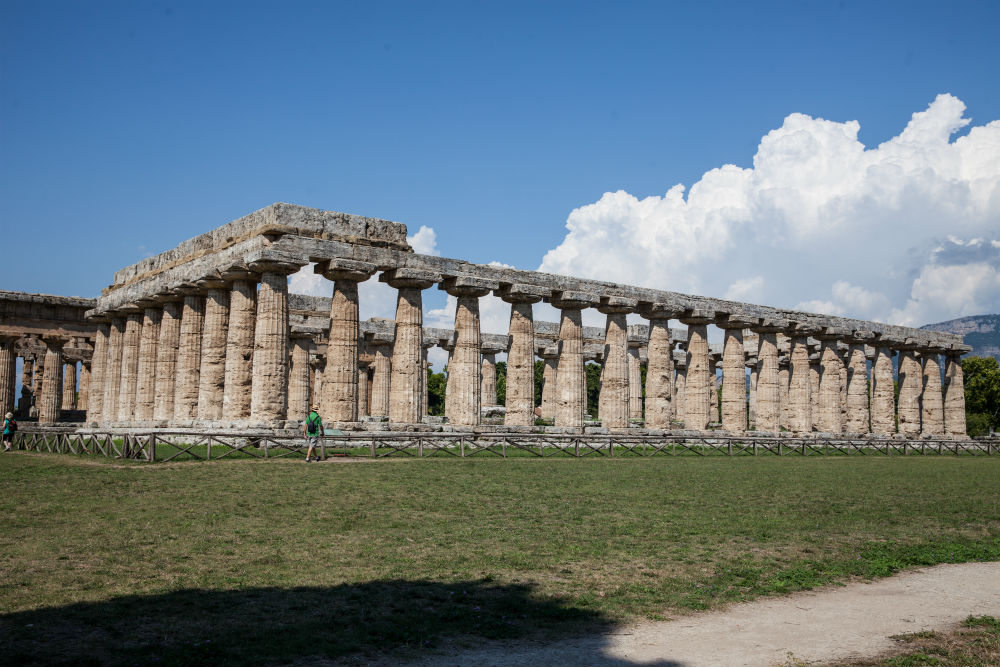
[8,428,999,462]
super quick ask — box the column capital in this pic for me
[597,295,638,314]
[715,313,757,330]
[638,302,680,319]
[440,275,498,298]
[536,344,559,360]
[315,258,376,282]
[788,321,821,338]
[170,283,203,297]
[195,276,229,290]
[815,326,851,341]
[41,335,68,350]
[678,308,715,325]
[246,257,305,275]
[496,283,549,304]
[379,267,440,289]
[750,317,789,334]
[550,290,598,310]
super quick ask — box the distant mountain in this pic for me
[921,314,1000,360]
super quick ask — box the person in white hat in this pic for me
[303,404,323,462]
[2,412,16,451]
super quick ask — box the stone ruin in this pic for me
[0,202,971,438]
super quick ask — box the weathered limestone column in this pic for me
[61,361,77,410]
[746,333,759,429]
[673,354,687,421]
[870,340,897,435]
[627,339,643,421]
[498,287,543,423]
[249,261,301,423]
[897,340,923,437]
[944,350,968,437]
[539,346,558,421]
[197,281,230,421]
[134,305,162,421]
[809,348,821,432]
[553,292,597,428]
[680,310,714,430]
[17,356,33,418]
[117,310,143,421]
[173,292,205,420]
[32,353,44,402]
[788,324,818,434]
[38,337,65,423]
[817,328,848,434]
[919,347,944,436]
[421,347,430,417]
[319,260,377,422]
[357,364,370,417]
[87,322,109,422]
[641,308,676,429]
[369,342,391,417]
[481,351,498,407]
[597,297,635,429]
[288,334,312,421]
[153,299,182,421]
[752,319,786,432]
[717,316,754,433]
[844,335,871,435]
[0,335,17,418]
[221,272,257,421]
[382,268,439,424]
[102,316,125,422]
[79,361,90,412]
[709,351,721,423]
[442,276,496,426]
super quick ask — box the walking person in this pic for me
[3,412,16,451]
[304,404,322,462]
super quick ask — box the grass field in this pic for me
[1,453,998,666]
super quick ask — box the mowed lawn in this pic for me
[1,453,999,666]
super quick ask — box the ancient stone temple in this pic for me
[3,203,971,438]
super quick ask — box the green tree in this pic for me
[426,366,447,416]
[494,361,507,406]
[963,356,1000,436]
[585,362,602,418]
[534,359,545,407]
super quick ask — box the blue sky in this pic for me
[2,1,999,335]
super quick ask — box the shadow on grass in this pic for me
[0,579,680,667]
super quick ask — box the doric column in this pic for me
[897,339,923,437]
[221,271,257,421]
[441,276,496,426]
[597,297,635,429]
[134,305,162,421]
[357,363,370,417]
[844,335,871,434]
[312,358,325,410]
[816,327,848,434]
[319,260,377,422]
[87,322,109,422]
[153,299,182,421]
[746,334,759,430]
[17,356,33,418]
[680,309,714,430]
[870,339,897,435]
[0,335,17,418]
[709,351,720,422]
[38,337,66,423]
[673,353,687,421]
[809,348,821,432]
[369,342,391,417]
[32,352,44,401]
[79,361,90,412]
[553,292,597,428]
[102,316,125,422]
[481,350,498,407]
[288,334,312,421]
[641,306,676,430]
[628,347,643,421]
[421,346,431,417]
[919,347,944,436]
[751,319,786,432]
[61,361,77,410]
[117,309,143,422]
[197,281,230,421]
[173,292,205,420]
[777,349,790,430]
[539,345,558,421]
[249,261,301,423]
[717,315,754,433]
[944,350,968,437]
[382,268,439,424]
[788,324,818,434]
[497,285,546,427]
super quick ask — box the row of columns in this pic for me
[0,335,92,423]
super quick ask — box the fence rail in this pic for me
[8,428,999,462]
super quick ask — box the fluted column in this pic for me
[718,317,753,433]
[38,337,65,423]
[102,316,125,422]
[250,262,300,423]
[420,347,430,417]
[442,277,494,426]
[222,275,257,421]
[174,293,205,420]
[61,362,77,410]
[197,282,230,421]
[817,330,847,434]
[117,310,143,421]
[288,334,312,421]
[752,320,786,432]
[154,299,182,421]
[628,348,642,421]
[481,352,498,406]
[79,362,90,412]
[746,334,759,430]
[809,350,821,431]
[673,356,687,420]
[680,310,713,430]
[897,341,922,437]
[357,363,370,417]
[788,326,816,434]
[320,260,376,422]
[844,339,870,434]
[17,357,33,418]
[382,269,438,423]
[0,335,17,418]
[553,292,595,428]
[87,322,109,422]
[499,287,543,427]
[597,300,631,429]
[920,348,944,436]
[642,311,675,429]
[944,352,967,437]
[370,343,391,417]
[539,347,558,421]
[870,342,896,435]
[778,350,791,430]
[134,306,162,421]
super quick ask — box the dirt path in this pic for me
[396,561,1000,667]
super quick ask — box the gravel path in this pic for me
[394,561,1000,667]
